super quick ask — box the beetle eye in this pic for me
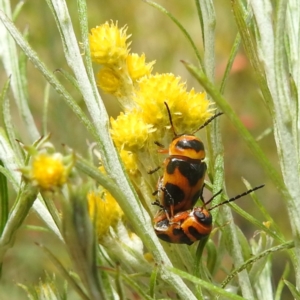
[194,210,212,225]
[156,219,169,230]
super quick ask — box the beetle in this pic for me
[152,102,222,219]
[154,185,264,245]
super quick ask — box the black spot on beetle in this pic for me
[163,183,185,206]
[175,139,204,152]
[166,158,207,186]
[188,226,209,240]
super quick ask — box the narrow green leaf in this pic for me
[231,0,274,111]
[96,252,116,300]
[115,265,125,300]
[1,78,24,160]
[42,83,50,136]
[18,283,39,300]
[61,192,106,300]
[40,192,62,231]
[197,0,215,80]
[75,155,128,207]
[0,129,22,185]
[54,68,81,92]
[0,183,39,263]
[121,273,154,300]
[193,238,209,299]
[194,0,204,45]
[275,263,290,300]
[0,165,19,191]
[222,240,294,288]
[144,0,204,69]
[23,225,50,233]
[40,244,90,300]
[284,279,300,298]
[241,178,284,241]
[12,0,25,21]
[221,219,254,299]
[0,77,11,126]
[0,1,40,141]
[227,202,283,243]
[77,0,96,85]
[169,267,245,300]
[0,10,98,142]
[149,265,158,298]
[235,226,252,261]
[0,160,9,236]
[205,239,217,272]
[183,61,286,199]
[219,33,241,94]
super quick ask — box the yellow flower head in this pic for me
[172,89,213,134]
[96,67,121,95]
[134,73,213,134]
[127,53,155,81]
[120,149,138,175]
[89,21,130,65]
[29,154,68,190]
[110,109,155,151]
[88,190,123,240]
[133,73,186,128]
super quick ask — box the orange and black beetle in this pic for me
[154,185,264,245]
[152,102,222,219]
[154,206,213,245]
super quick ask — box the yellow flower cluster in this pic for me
[89,22,213,152]
[89,21,155,102]
[87,190,123,241]
[90,21,214,213]
[110,110,155,152]
[127,53,154,80]
[134,74,212,134]
[89,22,130,65]
[119,149,138,176]
[109,73,212,153]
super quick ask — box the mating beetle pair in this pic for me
[152,102,263,245]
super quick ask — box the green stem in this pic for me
[0,161,9,236]
[0,184,38,263]
[184,62,286,197]
[0,0,40,141]
[144,0,204,69]
[222,240,294,288]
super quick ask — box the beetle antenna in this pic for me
[209,184,265,211]
[191,112,224,135]
[203,189,223,207]
[164,102,178,137]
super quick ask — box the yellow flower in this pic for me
[110,110,155,151]
[88,190,123,240]
[134,73,213,134]
[96,66,136,108]
[126,53,155,80]
[96,67,121,94]
[30,154,67,190]
[133,74,186,128]
[89,21,130,65]
[120,149,138,175]
[172,89,213,134]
